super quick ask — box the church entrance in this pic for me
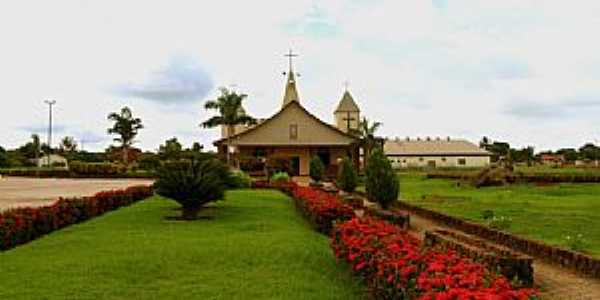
[289,156,300,176]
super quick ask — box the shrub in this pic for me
[336,157,358,193]
[309,156,325,183]
[365,149,399,209]
[331,217,538,299]
[154,158,230,220]
[69,161,127,177]
[271,171,290,183]
[0,186,153,251]
[487,215,512,231]
[291,185,354,234]
[565,233,587,252]
[229,170,252,189]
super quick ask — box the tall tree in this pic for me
[59,136,78,153]
[351,117,382,170]
[158,137,183,161]
[107,106,143,165]
[201,87,256,165]
[0,146,9,168]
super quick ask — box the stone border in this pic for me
[425,229,534,286]
[393,200,600,278]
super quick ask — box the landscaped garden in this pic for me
[0,189,364,299]
[396,172,600,257]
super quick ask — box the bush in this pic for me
[154,158,230,220]
[0,185,153,251]
[69,161,127,177]
[336,157,358,193]
[271,171,290,183]
[229,170,252,189]
[365,149,399,209]
[309,156,325,183]
[291,185,354,234]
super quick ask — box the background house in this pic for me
[384,137,491,168]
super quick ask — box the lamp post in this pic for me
[44,100,56,167]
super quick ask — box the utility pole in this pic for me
[44,100,56,167]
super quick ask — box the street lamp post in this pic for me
[44,100,56,167]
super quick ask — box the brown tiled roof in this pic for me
[384,138,492,156]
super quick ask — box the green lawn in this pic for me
[397,173,600,257]
[0,190,363,299]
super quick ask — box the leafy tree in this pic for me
[191,142,204,153]
[154,157,231,220]
[337,157,358,193]
[309,156,326,183]
[17,134,41,160]
[579,143,600,161]
[351,117,382,170]
[201,87,256,165]
[0,146,9,168]
[365,149,399,209]
[556,148,579,162]
[158,137,183,161]
[107,106,143,165]
[59,136,77,153]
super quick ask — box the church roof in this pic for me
[282,71,300,107]
[214,101,359,146]
[335,90,360,113]
[384,138,492,156]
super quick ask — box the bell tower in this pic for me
[334,85,360,133]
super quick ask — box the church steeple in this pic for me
[282,49,300,107]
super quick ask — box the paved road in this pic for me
[0,176,154,211]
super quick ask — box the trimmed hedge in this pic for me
[0,185,154,251]
[291,185,354,234]
[427,170,600,184]
[0,167,155,179]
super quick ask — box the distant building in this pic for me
[33,154,68,168]
[384,137,492,168]
[540,154,565,166]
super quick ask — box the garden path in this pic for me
[402,208,600,299]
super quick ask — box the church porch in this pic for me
[229,145,360,178]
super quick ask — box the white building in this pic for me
[33,154,69,168]
[384,137,492,168]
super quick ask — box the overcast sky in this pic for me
[1,0,599,152]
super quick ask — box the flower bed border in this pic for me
[425,229,534,286]
[395,200,600,278]
[0,185,154,251]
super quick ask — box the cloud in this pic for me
[284,5,340,38]
[504,94,600,119]
[18,124,67,135]
[113,55,214,104]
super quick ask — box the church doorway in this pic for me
[290,156,300,176]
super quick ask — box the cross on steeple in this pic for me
[284,49,298,71]
[343,80,350,91]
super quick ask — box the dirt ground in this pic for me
[0,176,154,211]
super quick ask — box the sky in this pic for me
[1,0,599,153]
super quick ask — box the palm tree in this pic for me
[59,136,77,153]
[201,87,256,166]
[351,117,382,170]
[107,106,143,165]
[31,134,41,166]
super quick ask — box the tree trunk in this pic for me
[123,145,129,166]
[226,125,233,167]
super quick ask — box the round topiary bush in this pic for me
[154,157,231,220]
[365,149,399,209]
[337,157,358,193]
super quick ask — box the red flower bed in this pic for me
[0,185,154,251]
[332,217,538,299]
[291,185,354,234]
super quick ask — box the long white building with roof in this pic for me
[384,137,492,168]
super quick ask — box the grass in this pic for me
[0,190,363,299]
[396,173,600,257]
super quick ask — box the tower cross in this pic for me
[284,49,298,71]
[343,80,350,91]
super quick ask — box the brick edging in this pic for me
[392,200,600,278]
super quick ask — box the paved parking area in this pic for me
[0,176,154,210]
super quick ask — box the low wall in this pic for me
[394,200,600,278]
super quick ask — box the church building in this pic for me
[213,52,361,177]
